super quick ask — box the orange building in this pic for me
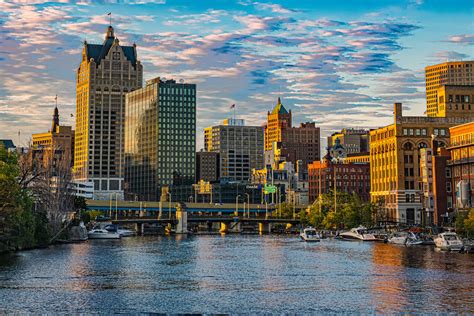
[448,122,474,211]
[264,98,320,169]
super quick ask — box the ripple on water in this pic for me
[0,235,472,314]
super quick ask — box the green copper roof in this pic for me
[271,97,289,115]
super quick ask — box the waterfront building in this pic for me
[124,77,196,201]
[204,119,264,183]
[264,98,320,168]
[420,141,452,226]
[425,61,474,117]
[369,103,471,225]
[196,150,220,183]
[328,128,370,155]
[32,106,74,167]
[448,122,474,211]
[74,25,143,200]
[308,157,371,203]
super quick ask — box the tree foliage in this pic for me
[300,191,375,230]
[0,147,50,252]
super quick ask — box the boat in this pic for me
[340,226,377,241]
[300,227,321,242]
[388,232,423,246]
[434,232,463,251]
[88,228,121,239]
[104,224,136,237]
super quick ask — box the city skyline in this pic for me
[0,0,473,149]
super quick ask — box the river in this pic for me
[0,235,472,314]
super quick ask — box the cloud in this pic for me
[431,51,470,61]
[444,34,474,46]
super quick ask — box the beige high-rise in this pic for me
[74,25,143,200]
[425,61,474,117]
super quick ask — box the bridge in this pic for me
[87,200,303,234]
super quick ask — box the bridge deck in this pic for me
[110,216,299,225]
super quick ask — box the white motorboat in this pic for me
[117,228,137,237]
[434,232,463,251]
[300,227,320,242]
[340,226,376,241]
[88,228,121,239]
[104,224,136,237]
[388,232,423,246]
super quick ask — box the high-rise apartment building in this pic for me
[264,98,320,168]
[425,61,474,117]
[369,103,472,225]
[205,119,264,182]
[124,78,196,201]
[74,25,143,200]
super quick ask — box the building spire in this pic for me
[105,25,114,39]
[52,96,59,133]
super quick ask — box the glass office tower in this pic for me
[124,77,196,201]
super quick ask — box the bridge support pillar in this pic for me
[258,222,272,234]
[176,203,188,234]
[219,222,228,233]
[229,222,241,233]
[135,223,145,235]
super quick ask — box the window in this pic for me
[446,182,452,193]
[434,129,439,136]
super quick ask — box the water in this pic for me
[0,235,472,314]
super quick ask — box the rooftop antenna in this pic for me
[107,12,112,25]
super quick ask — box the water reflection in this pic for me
[0,236,472,314]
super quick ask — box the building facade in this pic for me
[308,160,371,203]
[435,85,474,119]
[264,98,320,168]
[205,119,264,183]
[425,61,474,117]
[32,106,74,167]
[328,128,370,155]
[448,122,474,211]
[196,151,219,182]
[370,103,471,225]
[74,25,143,200]
[124,77,196,201]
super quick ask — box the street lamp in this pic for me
[245,193,250,218]
[235,194,241,217]
[167,192,172,220]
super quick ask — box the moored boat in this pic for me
[300,227,321,242]
[88,228,121,239]
[340,226,377,241]
[434,232,463,251]
[388,232,423,246]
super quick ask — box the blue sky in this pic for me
[0,0,472,149]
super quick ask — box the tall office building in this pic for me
[425,61,474,117]
[74,25,143,200]
[264,98,320,169]
[124,78,196,201]
[369,103,472,225]
[205,119,264,182]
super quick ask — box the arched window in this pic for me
[403,142,413,150]
[418,142,428,149]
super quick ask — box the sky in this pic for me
[0,0,473,150]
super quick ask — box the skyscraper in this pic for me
[73,25,143,200]
[205,119,264,183]
[124,78,196,201]
[425,61,474,117]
